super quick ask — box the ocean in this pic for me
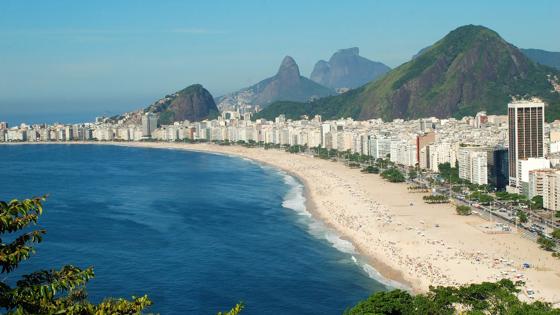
[0,144,387,314]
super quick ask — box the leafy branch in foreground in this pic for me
[217,303,244,315]
[344,279,560,315]
[0,196,152,314]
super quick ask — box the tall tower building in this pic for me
[142,112,159,138]
[508,99,545,189]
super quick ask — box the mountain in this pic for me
[521,49,560,70]
[417,47,560,70]
[146,84,219,124]
[257,25,560,121]
[310,47,390,89]
[411,46,430,60]
[217,56,333,110]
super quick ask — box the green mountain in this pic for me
[257,25,560,121]
[217,56,334,110]
[146,84,219,124]
[521,48,560,70]
[415,46,560,71]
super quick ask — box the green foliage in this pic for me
[345,279,560,315]
[344,289,414,315]
[158,110,175,126]
[422,195,449,204]
[0,197,45,273]
[517,210,528,224]
[552,229,560,240]
[451,185,463,193]
[531,195,544,210]
[408,170,418,180]
[254,101,314,121]
[496,191,527,202]
[217,303,244,315]
[456,205,472,216]
[286,144,306,153]
[147,84,219,124]
[256,25,560,122]
[556,211,560,218]
[538,236,556,251]
[437,163,460,184]
[0,197,153,314]
[256,87,364,121]
[313,147,333,159]
[467,191,495,204]
[348,153,372,163]
[381,168,406,183]
[363,166,380,174]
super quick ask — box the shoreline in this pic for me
[3,141,560,304]
[143,142,413,289]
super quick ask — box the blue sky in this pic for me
[1,0,559,124]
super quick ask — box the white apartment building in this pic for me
[515,158,551,195]
[390,140,417,167]
[458,147,488,185]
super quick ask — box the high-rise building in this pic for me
[508,99,545,189]
[487,148,509,190]
[458,147,488,185]
[416,132,435,164]
[517,158,550,195]
[142,112,159,138]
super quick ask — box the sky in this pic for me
[1,0,559,125]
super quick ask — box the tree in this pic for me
[422,195,449,204]
[0,197,153,314]
[496,191,526,203]
[456,205,472,216]
[517,210,528,224]
[552,229,560,240]
[344,290,414,315]
[363,165,380,174]
[344,279,560,315]
[381,168,406,183]
[537,236,556,251]
[437,162,459,183]
[451,185,463,193]
[531,195,544,210]
[467,191,494,204]
[1,197,243,315]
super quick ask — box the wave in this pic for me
[277,170,408,290]
[281,174,310,216]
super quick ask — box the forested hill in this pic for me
[257,25,560,122]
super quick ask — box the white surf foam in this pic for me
[277,170,408,290]
[281,174,310,216]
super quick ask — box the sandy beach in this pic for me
[6,141,560,304]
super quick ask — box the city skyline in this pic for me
[3,2,560,313]
[1,0,560,125]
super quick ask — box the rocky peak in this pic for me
[333,47,360,58]
[310,47,391,89]
[277,56,301,80]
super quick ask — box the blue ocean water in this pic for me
[0,144,387,314]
